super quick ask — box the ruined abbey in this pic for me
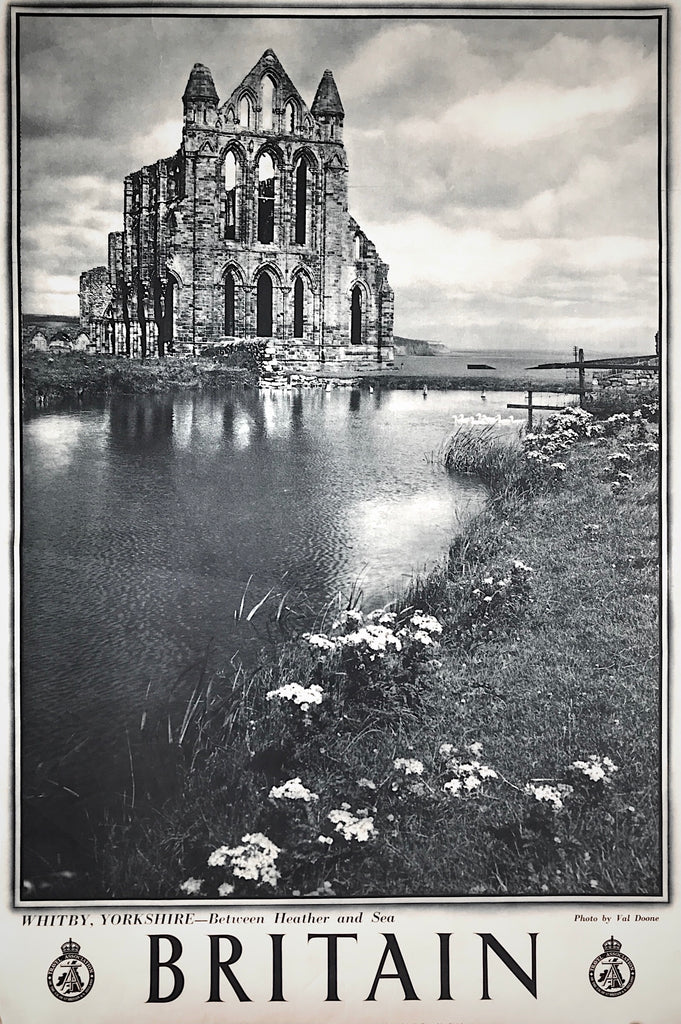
[79,50,394,367]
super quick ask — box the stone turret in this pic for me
[183,62,219,125]
[311,69,344,141]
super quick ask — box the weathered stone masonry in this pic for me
[80,49,394,367]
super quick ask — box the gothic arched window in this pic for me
[261,76,275,131]
[165,277,175,350]
[225,271,236,336]
[350,285,363,346]
[239,95,251,127]
[295,161,307,245]
[293,276,305,338]
[257,273,273,337]
[223,151,237,240]
[257,153,275,244]
[284,100,296,133]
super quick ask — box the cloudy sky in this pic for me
[18,11,660,353]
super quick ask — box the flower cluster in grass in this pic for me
[304,608,443,660]
[449,557,536,645]
[181,729,625,897]
[568,755,619,786]
[523,407,594,479]
[524,783,570,811]
[265,682,325,733]
[471,559,534,615]
[206,832,281,892]
[520,404,659,498]
[299,607,445,705]
[326,806,378,843]
[269,778,318,803]
[394,757,425,776]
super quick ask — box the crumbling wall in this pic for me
[79,267,112,328]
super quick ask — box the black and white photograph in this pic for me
[1,2,677,1021]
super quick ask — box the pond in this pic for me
[20,385,522,886]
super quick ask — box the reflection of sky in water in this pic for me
[350,489,476,606]
[22,416,87,472]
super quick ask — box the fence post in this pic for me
[527,389,533,431]
[578,348,585,408]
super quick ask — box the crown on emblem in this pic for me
[602,936,622,954]
[61,938,81,956]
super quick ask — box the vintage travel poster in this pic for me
[1,3,678,1022]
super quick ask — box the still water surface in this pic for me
[21,387,523,865]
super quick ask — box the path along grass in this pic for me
[101,404,661,900]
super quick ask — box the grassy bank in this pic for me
[21,351,260,408]
[87,399,660,901]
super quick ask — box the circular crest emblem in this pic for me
[589,936,635,997]
[47,938,95,1002]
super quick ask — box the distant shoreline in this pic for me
[22,351,581,410]
[22,352,580,411]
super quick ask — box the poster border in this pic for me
[8,1,671,912]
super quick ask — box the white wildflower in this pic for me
[525,783,565,811]
[317,835,333,846]
[179,877,203,895]
[339,623,402,658]
[394,757,425,776]
[208,833,281,888]
[410,612,443,634]
[269,777,318,803]
[218,882,235,897]
[303,632,337,652]
[266,682,324,709]
[337,609,363,628]
[443,757,498,796]
[328,808,377,843]
[467,741,483,756]
[443,779,462,796]
[412,628,436,645]
[512,560,534,574]
[367,609,397,627]
[569,755,619,784]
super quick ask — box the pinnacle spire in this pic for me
[311,69,344,121]
[182,63,219,107]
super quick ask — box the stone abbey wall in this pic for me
[80,50,394,367]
